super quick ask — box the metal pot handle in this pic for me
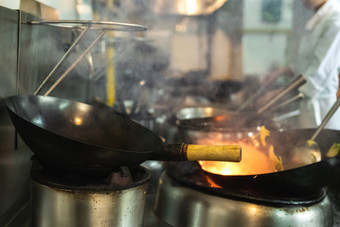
[256,75,306,115]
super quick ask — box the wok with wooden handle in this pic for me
[5,95,241,177]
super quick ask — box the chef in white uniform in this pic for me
[291,0,340,130]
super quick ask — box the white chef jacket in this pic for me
[292,0,340,130]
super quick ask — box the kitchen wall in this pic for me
[242,0,311,78]
[0,6,30,227]
[0,6,81,226]
[0,0,91,20]
[242,0,293,76]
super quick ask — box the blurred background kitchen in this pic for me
[0,0,339,226]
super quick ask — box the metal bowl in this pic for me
[175,106,279,143]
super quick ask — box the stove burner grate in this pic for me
[31,162,150,191]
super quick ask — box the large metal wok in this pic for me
[5,95,241,177]
[167,129,340,198]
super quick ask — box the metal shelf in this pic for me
[28,20,147,31]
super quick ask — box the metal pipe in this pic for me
[269,92,304,112]
[237,72,282,112]
[34,27,90,95]
[310,97,340,141]
[237,86,267,112]
[256,75,306,115]
[43,30,106,96]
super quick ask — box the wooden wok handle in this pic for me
[160,144,242,162]
[185,144,242,162]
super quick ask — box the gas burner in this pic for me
[153,162,334,227]
[31,164,149,191]
[166,161,326,204]
[30,165,150,227]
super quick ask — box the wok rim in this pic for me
[201,155,339,178]
[5,94,155,155]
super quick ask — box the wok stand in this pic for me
[43,30,106,96]
[31,20,147,96]
[34,26,90,95]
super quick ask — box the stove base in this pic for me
[30,166,150,227]
[154,172,333,227]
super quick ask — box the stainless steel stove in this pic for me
[30,165,150,227]
[154,171,333,227]
[152,162,336,227]
[9,160,340,227]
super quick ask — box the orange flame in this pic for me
[199,126,283,176]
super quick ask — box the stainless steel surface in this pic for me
[6,202,30,227]
[1,8,90,226]
[142,161,167,227]
[175,106,263,143]
[17,12,65,95]
[31,176,149,227]
[0,7,18,97]
[154,172,334,227]
[0,127,32,227]
[152,0,228,15]
[29,20,147,31]
[176,106,229,120]
[0,6,32,227]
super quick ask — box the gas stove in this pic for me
[14,160,340,227]
[30,164,150,227]
[153,162,335,227]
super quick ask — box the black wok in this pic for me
[201,129,340,198]
[5,95,241,177]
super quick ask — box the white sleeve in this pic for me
[299,19,340,97]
